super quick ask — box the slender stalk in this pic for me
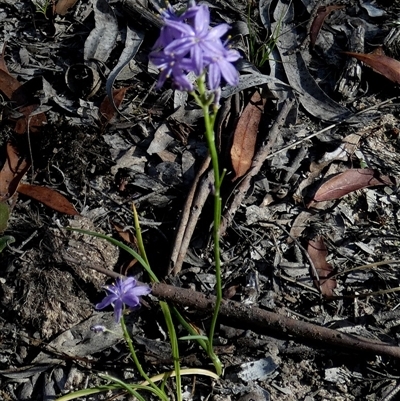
[133,205,182,401]
[120,316,169,401]
[160,301,182,401]
[192,76,223,376]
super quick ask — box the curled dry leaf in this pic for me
[112,221,137,246]
[17,183,79,215]
[310,5,345,49]
[343,51,400,84]
[0,69,47,134]
[231,91,264,181]
[0,142,30,201]
[99,87,129,127]
[312,168,394,202]
[307,237,336,297]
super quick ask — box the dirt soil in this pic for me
[2,0,400,400]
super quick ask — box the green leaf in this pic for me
[0,202,10,233]
[0,236,15,253]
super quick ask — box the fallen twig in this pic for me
[72,256,400,361]
[169,156,211,275]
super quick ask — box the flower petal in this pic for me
[207,24,230,40]
[131,285,151,297]
[122,294,140,308]
[193,5,210,35]
[95,294,116,310]
[113,299,124,323]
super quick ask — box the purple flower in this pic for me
[150,51,194,91]
[163,5,230,76]
[96,277,151,323]
[90,324,107,333]
[149,1,240,92]
[206,48,241,90]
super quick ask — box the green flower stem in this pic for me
[159,301,182,401]
[133,205,182,401]
[191,75,223,376]
[120,316,169,401]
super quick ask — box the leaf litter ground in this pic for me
[2,0,400,400]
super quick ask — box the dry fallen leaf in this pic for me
[307,237,336,297]
[310,5,345,49]
[99,87,129,127]
[0,69,20,98]
[312,169,394,202]
[112,221,137,246]
[17,183,79,215]
[0,142,30,201]
[0,69,47,134]
[343,51,400,84]
[55,0,79,15]
[230,91,264,181]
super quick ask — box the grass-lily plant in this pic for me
[56,1,240,399]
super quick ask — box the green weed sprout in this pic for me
[33,0,52,17]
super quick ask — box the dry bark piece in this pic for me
[312,168,394,202]
[84,0,118,64]
[270,0,353,122]
[307,237,336,297]
[230,91,264,181]
[343,50,400,84]
[310,5,345,49]
[17,183,79,215]
[0,142,30,201]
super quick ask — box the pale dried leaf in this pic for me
[231,91,264,180]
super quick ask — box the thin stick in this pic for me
[169,156,211,275]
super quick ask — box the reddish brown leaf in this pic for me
[99,87,129,126]
[344,51,400,84]
[13,104,48,134]
[17,183,79,215]
[0,142,30,201]
[307,237,336,297]
[310,5,345,49]
[55,0,79,15]
[313,169,394,202]
[112,221,138,247]
[230,91,264,181]
[0,69,47,134]
[0,69,21,99]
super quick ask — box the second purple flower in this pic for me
[96,277,151,323]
